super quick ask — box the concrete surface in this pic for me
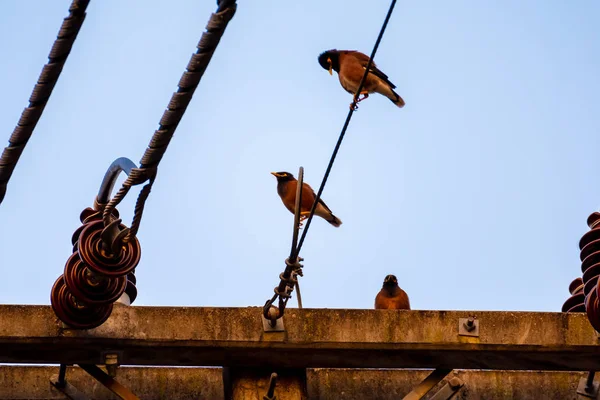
[0,305,598,370]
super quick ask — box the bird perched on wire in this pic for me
[375,274,410,310]
[318,49,405,109]
[271,171,342,227]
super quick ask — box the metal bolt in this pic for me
[463,317,476,332]
[449,376,464,389]
[105,353,119,377]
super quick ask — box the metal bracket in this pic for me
[430,376,464,400]
[402,368,453,400]
[577,372,599,398]
[458,317,479,337]
[262,316,285,332]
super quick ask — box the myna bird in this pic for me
[375,274,411,310]
[318,49,405,108]
[271,171,342,227]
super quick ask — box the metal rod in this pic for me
[295,281,303,309]
[263,372,278,400]
[293,0,397,258]
[289,167,304,261]
[78,364,140,400]
[57,364,67,387]
[97,157,137,204]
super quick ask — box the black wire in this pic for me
[293,0,397,258]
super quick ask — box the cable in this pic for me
[101,0,237,243]
[293,0,397,259]
[262,0,398,322]
[0,0,90,205]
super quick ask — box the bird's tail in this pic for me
[328,214,342,227]
[389,89,405,108]
[378,83,405,108]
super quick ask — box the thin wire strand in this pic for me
[293,0,397,258]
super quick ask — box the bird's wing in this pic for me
[348,51,397,89]
[304,182,333,214]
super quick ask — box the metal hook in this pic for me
[96,157,137,206]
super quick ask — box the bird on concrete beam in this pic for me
[375,274,411,310]
[318,49,405,109]
[271,171,342,227]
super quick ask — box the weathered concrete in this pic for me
[0,366,594,400]
[0,366,223,400]
[223,367,308,400]
[0,305,598,370]
[307,369,591,400]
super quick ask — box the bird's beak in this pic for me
[270,172,278,177]
[327,58,333,75]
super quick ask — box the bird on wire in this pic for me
[271,171,342,228]
[318,49,405,109]
[375,274,411,310]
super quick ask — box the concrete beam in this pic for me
[0,305,598,370]
[0,366,594,400]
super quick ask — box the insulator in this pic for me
[579,212,600,331]
[51,206,139,329]
[50,276,113,329]
[63,252,126,305]
[561,277,585,312]
[77,220,141,277]
[71,207,119,252]
[125,272,138,304]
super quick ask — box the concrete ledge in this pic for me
[0,366,591,400]
[0,305,598,370]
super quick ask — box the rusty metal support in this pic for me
[0,0,90,205]
[402,368,453,400]
[78,364,139,400]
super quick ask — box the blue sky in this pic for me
[1,1,599,312]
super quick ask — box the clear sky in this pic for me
[1,1,599,312]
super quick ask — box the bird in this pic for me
[375,274,411,310]
[271,171,342,227]
[318,49,405,109]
